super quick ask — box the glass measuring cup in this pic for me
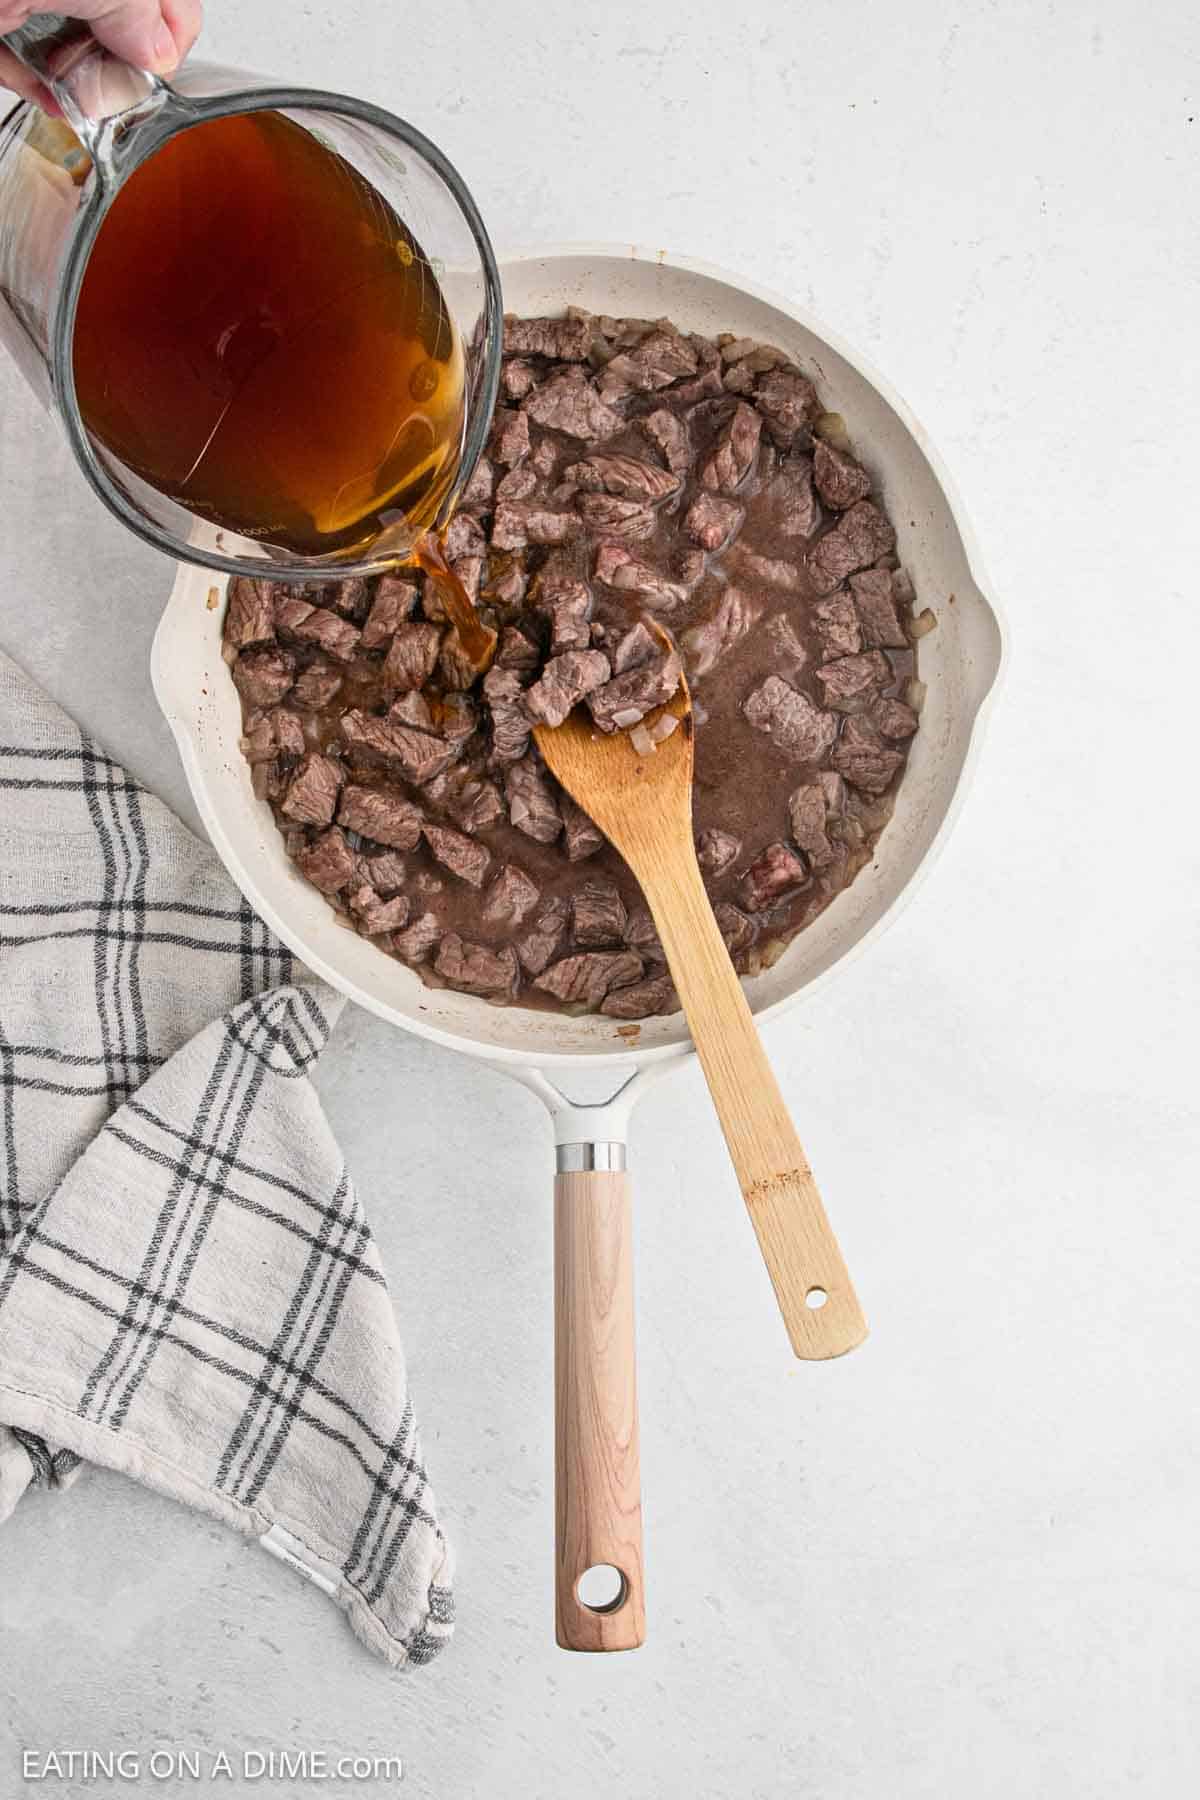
[0,16,502,581]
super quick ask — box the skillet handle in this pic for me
[554,1159,645,1650]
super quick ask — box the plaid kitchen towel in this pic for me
[0,647,452,1668]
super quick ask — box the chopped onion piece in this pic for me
[814,411,851,452]
[629,723,656,756]
[910,608,938,639]
[611,706,644,729]
[648,712,679,744]
[905,677,927,713]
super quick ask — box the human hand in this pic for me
[0,2,202,114]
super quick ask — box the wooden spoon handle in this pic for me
[554,1169,646,1650]
[643,854,868,1360]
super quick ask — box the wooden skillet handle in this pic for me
[554,1166,645,1651]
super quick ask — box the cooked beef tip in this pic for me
[529,436,559,479]
[722,360,755,395]
[536,579,593,652]
[637,408,691,473]
[348,884,411,935]
[361,848,409,892]
[382,621,442,692]
[572,878,627,948]
[625,905,666,963]
[435,932,519,999]
[601,972,679,1019]
[740,841,809,911]
[588,645,682,733]
[483,667,532,765]
[768,457,820,538]
[331,578,370,621]
[239,712,278,764]
[486,558,529,608]
[460,454,495,510]
[290,659,343,711]
[742,675,838,761]
[697,827,741,877]
[388,689,436,732]
[496,410,531,467]
[764,613,808,669]
[423,822,492,888]
[523,649,611,728]
[699,400,762,494]
[503,359,539,402]
[288,607,361,662]
[503,314,593,361]
[673,367,726,405]
[684,491,744,551]
[598,334,697,400]
[439,693,480,744]
[294,826,357,894]
[496,464,538,502]
[505,754,562,843]
[788,783,837,868]
[517,896,571,975]
[714,902,756,955]
[280,752,342,827]
[272,593,314,636]
[726,546,803,592]
[813,593,863,659]
[424,765,504,834]
[224,577,275,650]
[593,544,687,609]
[612,621,657,674]
[813,438,872,510]
[492,500,577,550]
[341,710,458,784]
[561,794,605,861]
[533,950,644,1006]
[872,697,920,739]
[849,567,908,649]
[575,493,657,540]
[359,576,419,649]
[336,783,423,851]
[392,911,442,965]
[450,554,485,605]
[563,454,681,504]
[241,705,306,764]
[681,588,758,680]
[481,863,540,928]
[522,369,622,440]
[830,714,906,795]
[815,650,891,704]
[754,367,819,445]
[819,770,847,814]
[497,625,541,673]
[439,625,496,693]
[808,499,897,593]
[232,647,295,708]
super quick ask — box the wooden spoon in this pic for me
[535,678,868,1363]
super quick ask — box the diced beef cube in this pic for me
[441,625,495,692]
[625,906,666,963]
[637,408,691,473]
[699,401,762,493]
[593,544,687,608]
[239,712,278,764]
[483,667,533,764]
[600,973,679,1019]
[327,577,369,620]
[575,493,657,540]
[850,567,908,649]
[423,822,492,888]
[681,588,758,679]
[742,675,838,761]
[727,546,803,592]
[765,613,808,669]
[769,456,820,538]
[788,783,836,868]
[341,710,458,784]
[536,579,593,652]
[722,359,756,395]
[280,752,343,826]
[438,692,480,744]
[272,593,314,636]
[392,911,442,965]
[289,606,361,662]
[460,454,495,510]
[435,933,519,999]
[808,500,897,593]
[388,689,436,732]
[224,577,276,650]
[587,646,682,733]
[382,621,442,692]
[481,863,541,928]
[503,314,593,360]
[491,500,577,550]
[290,658,343,709]
[697,827,741,877]
[673,367,726,405]
[739,842,809,912]
[813,438,872,510]
[529,436,559,479]
[612,621,658,674]
[754,366,819,445]
[674,547,707,585]
[241,706,306,764]
[361,576,418,648]
[815,650,891,705]
[522,369,622,440]
[533,950,644,1007]
[496,409,531,467]
[424,765,504,834]
[819,770,847,814]
[361,849,409,892]
[501,358,538,400]
[336,783,423,851]
[572,878,627,948]
[872,697,920,739]
[517,896,571,975]
[684,491,744,551]
[562,794,605,861]
[294,826,357,894]
[563,454,681,504]
[505,755,562,843]
[347,885,411,935]
[523,649,612,728]
[232,647,295,708]
[813,592,863,658]
[714,902,756,955]
[496,464,538,501]
[450,554,485,604]
[830,715,906,795]
[486,557,529,608]
[497,625,541,673]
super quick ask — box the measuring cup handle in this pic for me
[1,13,164,152]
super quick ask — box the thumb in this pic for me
[67,1,181,73]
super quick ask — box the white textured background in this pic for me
[2,2,1199,1795]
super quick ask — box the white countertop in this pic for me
[2,2,1198,1795]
